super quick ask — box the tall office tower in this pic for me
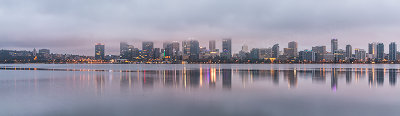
[389,42,397,61]
[163,42,174,57]
[376,43,384,61]
[171,41,180,53]
[120,42,129,59]
[345,45,352,58]
[272,44,279,58]
[283,48,294,56]
[142,41,154,59]
[142,41,154,51]
[38,49,50,54]
[312,46,326,54]
[288,41,298,57]
[182,41,191,56]
[95,43,105,60]
[299,50,316,62]
[163,41,180,57]
[209,40,216,51]
[189,40,200,61]
[222,38,232,59]
[241,44,249,53]
[153,48,161,59]
[355,49,366,61]
[331,38,338,53]
[250,48,260,59]
[312,46,326,62]
[32,48,37,56]
[368,43,377,58]
[182,40,200,61]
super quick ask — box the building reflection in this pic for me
[376,69,384,86]
[222,69,232,89]
[346,68,352,84]
[389,69,397,86]
[312,69,326,84]
[120,72,133,93]
[142,70,156,89]
[368,68,376,87]
[284,70,297,88]
[272,70,279,85]
[94,72,106,96]
[331,68,338,91]
[7,67,400,95]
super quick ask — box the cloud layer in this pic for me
[1,0,400,55]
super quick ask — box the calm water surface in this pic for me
[1,64,400,116]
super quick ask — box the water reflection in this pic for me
[1,67,399,94]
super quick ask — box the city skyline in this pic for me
[0,38,397,56]
[2,0,400,55]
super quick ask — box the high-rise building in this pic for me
[250,48,260,59]
[389,42,397,61]
[312,46,326,62]
[95,43,105,60]
[288,41,298,57]
[189,40,200,61]
[142,41,154,59]
[299,50,316,62]
[331,38,338,53]
[272,44,279,58]
[312,46,326,54]
[345,45,352,59]
[209,40,216,52]
[355,49,366,61]
[182,40,200,61]
[171,41,180,53]
[222,38,232,59]
[32,48,37,56]
[38,49,50,54]
[153,48,161,59]
[376,43,384,61]
[259,48,272,59]
[120,42,130,59]
[142,41,154,51]
[283,48,294,57]
[368,43,377,58]
[241,44,249,53]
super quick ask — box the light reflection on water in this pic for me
[1,64,400,116]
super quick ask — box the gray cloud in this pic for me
[1,0,400,55]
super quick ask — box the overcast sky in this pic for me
[1,0,400,55]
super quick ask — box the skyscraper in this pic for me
[288,41,298,57]
[142,41,154,59]
[182,40,200,61]
[355,49,366,61]
[163,42,173,57]
[95,43,105,60]
[389,42,397,61]
[189,40,200,61]
[222,38,232,59]
[38,49,50,54]
[312,46,326,54]
[368,43,377,58]
[142,41,154,51]
[32,48,37,56]
[120,42,130,59]
[171,41,180,53]
[376,43,384,61]
[331,38,338,53]
[272,44,279,58]
[312,46,326,62]
[345,45,352,59]
[241,44,249,53]
[209,40,216,52]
